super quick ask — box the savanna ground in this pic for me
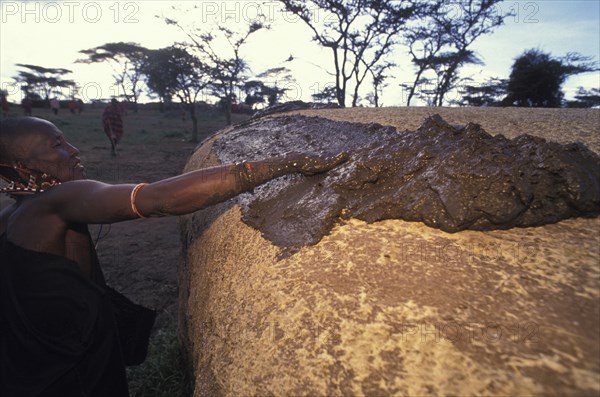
[0,103,249,396]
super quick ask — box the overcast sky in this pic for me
[1,0,599,106]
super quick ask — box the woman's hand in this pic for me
[283,152,349,175]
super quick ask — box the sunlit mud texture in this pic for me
[212,114,600,247]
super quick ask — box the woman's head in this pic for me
[0,117,85,190]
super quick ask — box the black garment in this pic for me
[0,231,156,397]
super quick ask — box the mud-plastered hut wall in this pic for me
[179,107,600,397]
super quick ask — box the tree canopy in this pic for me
[404,0,508,106]
[14,64,76,101]
[144,46,210,141]
[566,87,600,108]
[503,49,598,107]
[78,42,149,109]
[163,15,267,124]
[279,0,424,107]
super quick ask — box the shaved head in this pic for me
[0,116,84,185]
[0,117,56,163]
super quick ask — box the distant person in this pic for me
[1,94,8,116]
[69,98,83,115]
[50,98,60,115]
[22,97,32,116]
[0,116,346,396]
[102,98,124,156]
[69,98,76,114]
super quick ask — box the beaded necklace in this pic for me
[0,163,61,196]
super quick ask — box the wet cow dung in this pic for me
[212,114,600,247]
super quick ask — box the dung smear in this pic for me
[212,114,600,247]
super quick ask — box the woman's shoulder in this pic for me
[39,179,111,199]
[11,180,110,219]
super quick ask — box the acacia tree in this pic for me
[142,50,174,110]
[404,0,508,106]
[457,77,507,106]
[365,61,393,107]
[13,64,76,101]
[312,86,338,103]
[254,66,296,106]
[503,49,598,107]
[78,42,149,111]
[279,0,422,107]
[403,19,448,106]
[242,80,289,108]
[164,16,266,125]
[242,81,268,108]
[566,87,600,108]
[144,46,210,141]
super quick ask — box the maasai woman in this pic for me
[0,116,346,396]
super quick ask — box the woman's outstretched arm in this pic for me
[40,152,347,224]
[137,153,346,216]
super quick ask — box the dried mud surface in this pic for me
[213,113,599,247]
[180,107,600,397]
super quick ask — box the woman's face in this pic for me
[16,118,86,182]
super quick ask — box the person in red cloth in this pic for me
[0,116,347,396]
[68,98,78,114]
[102,98,124,156]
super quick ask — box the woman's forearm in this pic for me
[136,157,301,217]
